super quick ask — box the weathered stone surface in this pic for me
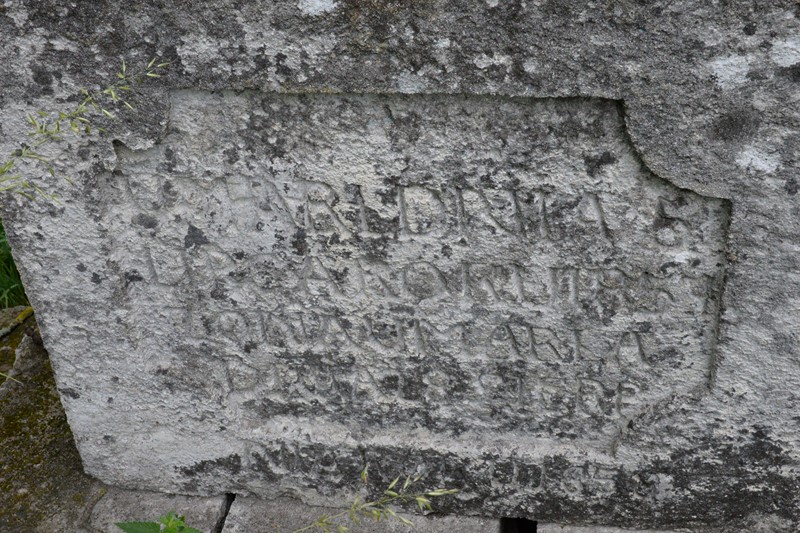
[1,1,799,531]
[0,315,105,533]
[98,91,729,452]
[88,488,229,533]
[222,496,499,532]
[537,526,683,533]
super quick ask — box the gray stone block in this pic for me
[538,525,684,533]
[1,0,799,530]
[222,496,499,533]
[88,488,229,533]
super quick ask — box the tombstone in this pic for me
[0,1,798,530]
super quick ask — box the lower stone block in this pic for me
[221,496,500,533]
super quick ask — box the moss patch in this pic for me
[0,317,105,531]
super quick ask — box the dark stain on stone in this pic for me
[778,63,800,82]
[59,388,80,399]
[250,452,281,483]
[742,22,757,35]
[784,177,798,195]
[224,147,239,164]
[76,263,87,272]
[584,151,617,177]
[243,341,258,353]
[162,180,178,206]
[210,281,227,300]
[30,65,53,95]
[178,454,242,477]
[274,52,292,77]
[90,272,102,284]
[614,427,800,527]
[379,375,399,392]
[124,270,144,287]
[131,213,158,229]
[184,224,210,249]
[291,228,308,255]
[161,147,177,173]
[710,109,760,141]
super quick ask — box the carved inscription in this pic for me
[104,92,729,446]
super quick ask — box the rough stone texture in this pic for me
[0,314,105,533]
[538,526,683,533]
[0,314,230,533]
[88,488,229,533]
[1,0,799,531]
[222,496,499,532]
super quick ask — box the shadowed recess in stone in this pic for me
[42,90,731,503]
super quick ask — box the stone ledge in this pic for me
[221,496,500,533]
[88,487,229,533]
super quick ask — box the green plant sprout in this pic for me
[0,305,34,384]
[116,511,202,533]
[114,468,459,533]
[0,57,168,202]
[0,219,28,309]
[294,466,460,533]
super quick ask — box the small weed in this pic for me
[0,219,27,309]
[0,59,167,383]
[116,511,202,533]
[295,466,459,532]
[0,58,168,202]
[115,468,459,533]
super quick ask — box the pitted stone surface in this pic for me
[1,1,799,531]
[101,92,729,452]
[222,496,499,533]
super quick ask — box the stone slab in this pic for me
[1,0,799,531]
[538,526,684,533]
[222,496,499,533]
[88,488,229,533]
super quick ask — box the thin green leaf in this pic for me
[398,515,414,527]
[114,521,161,533]
[415,496,430,511]
[0,371,22,384]
[426,488,460,496]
